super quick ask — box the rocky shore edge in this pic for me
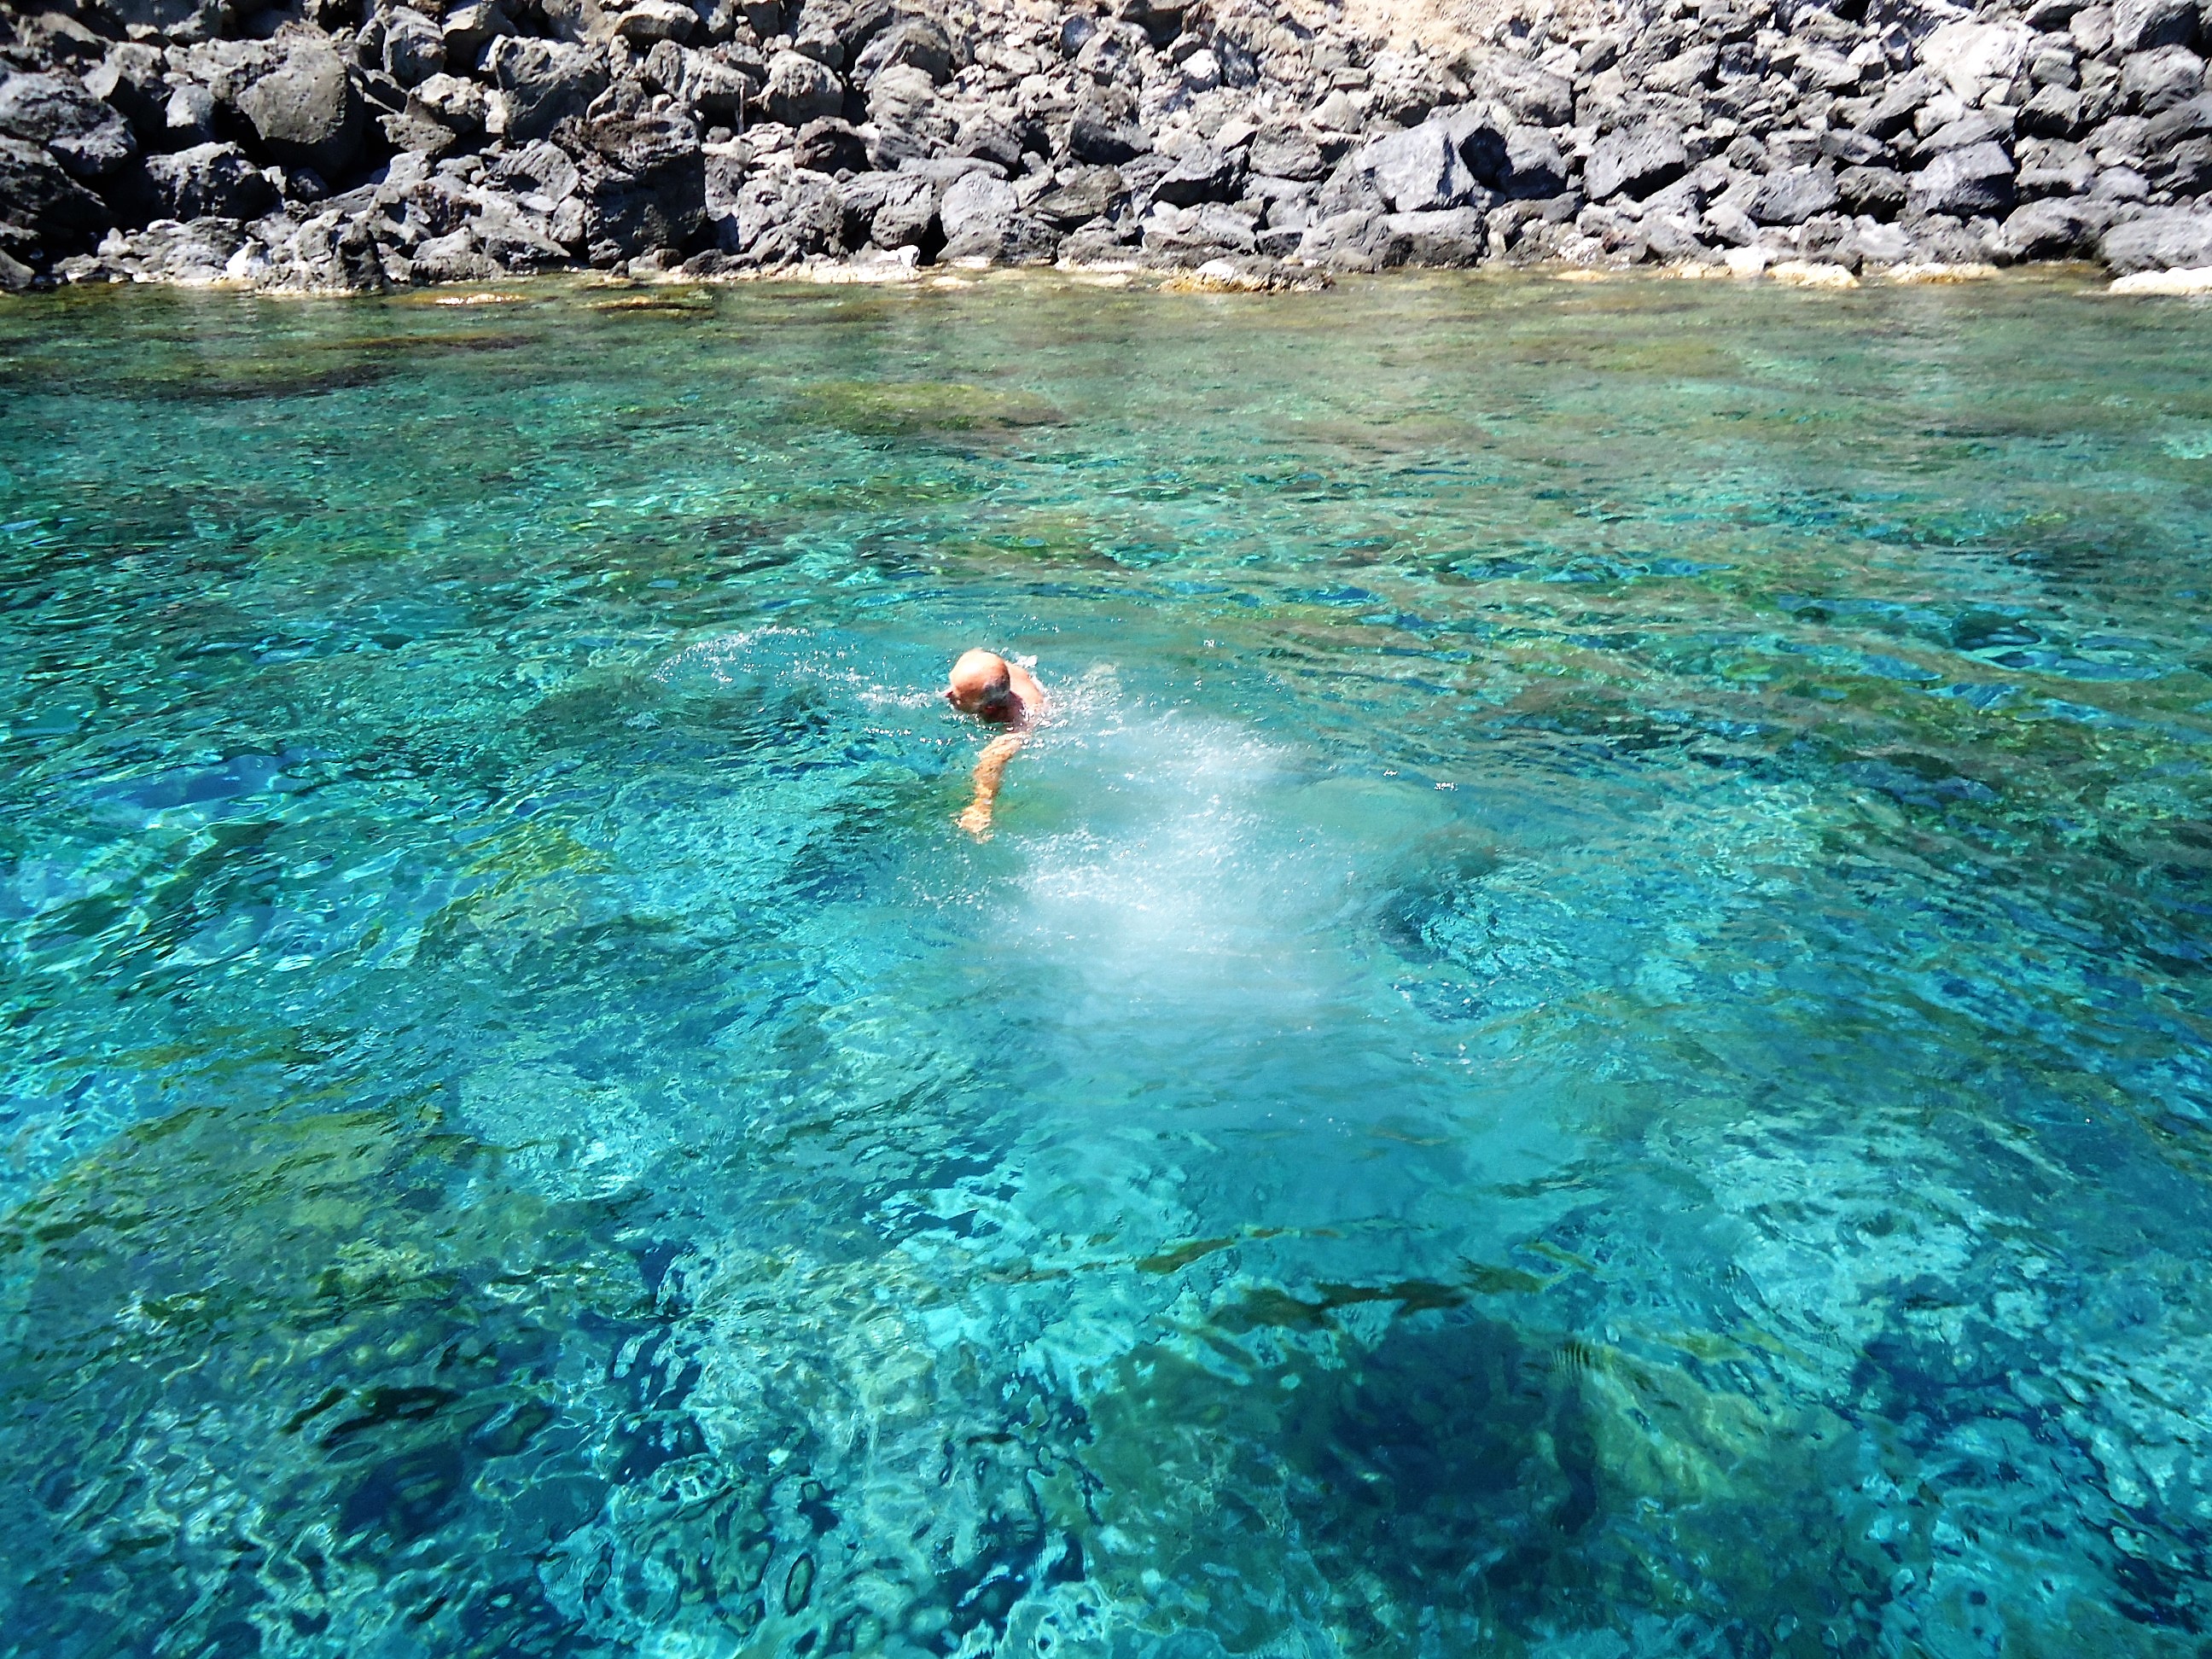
[9,0,2212,297]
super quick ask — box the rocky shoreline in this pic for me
[6,0,2212,294]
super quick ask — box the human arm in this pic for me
[957,731,1027,838]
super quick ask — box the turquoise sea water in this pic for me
[3,269,2212,1658]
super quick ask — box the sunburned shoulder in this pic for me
[1008,665,1048,726]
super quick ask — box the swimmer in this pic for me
[945,648,1045,838]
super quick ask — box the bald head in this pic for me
[946,649,1015,716]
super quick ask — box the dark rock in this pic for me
[1386,205,1486,264]
[414,73,490,134]
[1430,103,1510,183]
[236,41,364,177]
[2146,91,2212,142]
[1586,123,1688,201]
[96,0,228,44]
[1914,108,2016,159]
[1152,144,1241,205]
[166,84,218,148]
[2101,203,2212,265]
[0,73,136,181]
[0,135,110,256]
[81,45,168,145]
[1838,163,1908,212]
[954,115,1024,171]
[2120,44,2204,111]
[1908,142,2016,217]
[383,9,446,87]
[938,167,1016,244]
[851,17,952,86]
[764,49,843,124]
[443,3,516,71]
[1749,164,1842,224]
[1357,117,1482,212]
[1501,124,1568,196]
[1248,124,1324,181]
[2112,0,2197,50]
[1856,70,1938,138]
[1141,200,1256,263]
[1033,164,1124,224]
[1058,14,1097,57]
[805,0,899,61]
[491,138,581,202]
[1819,126,1889,166]
[870,172,935,247]
[2021,83,2087,135]
[1075,20,1150,88]
[380,107,459,158]
[1068,110,1142,165]
[1997,195,2098,255]
[614,1,700,43]
[2154,133,2212,187]
[2018,138,2098,194]
[1458,49,1575,126]
[487,38,609,142]
[792,116,868,172]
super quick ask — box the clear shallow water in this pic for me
[3,270,2212,1657]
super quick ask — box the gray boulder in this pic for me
[764,49,842,124]
[1033,164,1124,225]
[98,0,228,44]
[166,84,218,147]
[1153,144,1241,206]
[938,167,1017,243]
[2112,0,2197,51]
[870,172,936,247]
[1839,164,1908,213]
[1142,201,1258,263]
[1586,124,1687,201]
[414,73,490,134]
[1458,49,1575,126]
[1386,206,1487,264]
[1749,166,1842,224]
[382,9,446,88]
[793,118,869,173]
[81,45,169,144]
[486,38,608,142]
[0,73,137,179]
[236,42,364,175]
[2120,45,2204,111]
[443,3,516,69]
[143,141,277,220]
[613,0,699,43]
[1996,196,2097,256]
[0,135,110,254]
[1357,119,1482,212]
[2156,135,2212,189]
[2102,205,2212,267]
[851,17,952,86]
[1295,207,1396,270]
[578,109,705,257]
[1248,125,1324,181]
[1501,124,1568,195]
[1068,110,1143,165]
[2019,140,2098,195]
[490,138,581,204]
[1908,142,2016,217]
[2020,84,2087,136]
